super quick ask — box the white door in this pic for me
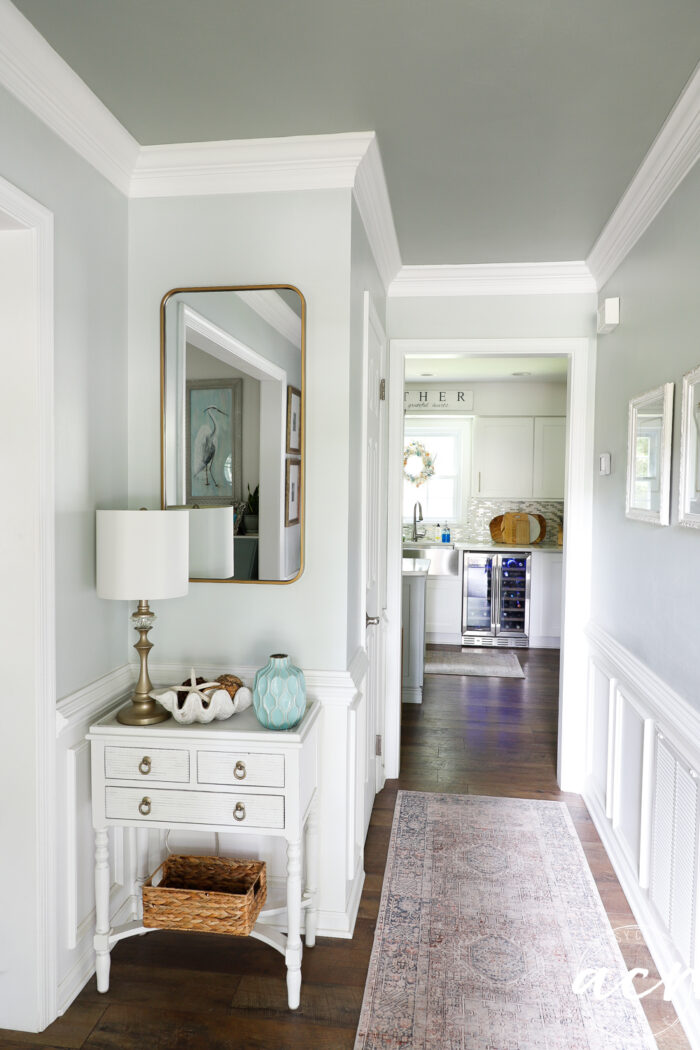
[362,294,388,834]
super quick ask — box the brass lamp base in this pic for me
[117,599,171,726]
[117,695,170,725]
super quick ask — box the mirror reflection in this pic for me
[626,383,673,526]
[679,364,700,527]
[632,396,663,513]
[161,286,304,582]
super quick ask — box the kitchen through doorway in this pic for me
[384,337,596,793]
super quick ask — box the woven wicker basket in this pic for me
[142,855,266,935]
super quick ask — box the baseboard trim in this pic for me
[402,687,423,704]
[583,788,700,1050]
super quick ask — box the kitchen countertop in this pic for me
[403,539,563,554]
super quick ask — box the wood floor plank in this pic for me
[82,1003,355,1050]
[0,1004,106,1048]
[230,976,363,1028]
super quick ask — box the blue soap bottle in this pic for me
[442,522,451,543]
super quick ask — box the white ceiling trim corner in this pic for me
[388,261,596,297]
[129,131,376,197]
[353,135,402,290]
[0,0,138,194]
[587,61,700,290]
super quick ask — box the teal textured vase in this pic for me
[253,654,306,730]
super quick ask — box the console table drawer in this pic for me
[197,750,284,788]
[105,746,190,783]
[105,786,285,829]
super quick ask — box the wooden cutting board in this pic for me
[488,513,547,544]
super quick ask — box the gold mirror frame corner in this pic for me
[159,284,305,585]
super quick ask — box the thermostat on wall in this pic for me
[599,453,611,475]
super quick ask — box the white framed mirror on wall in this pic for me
[625,382,674,526]
[678,363,700,528]
[160,285,305,583]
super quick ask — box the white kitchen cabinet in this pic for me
[529,551,563,647]
[425,575,462,644]
[473,417,534,497]
[533,417,566,498]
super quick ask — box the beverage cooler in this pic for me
[462,552,531,647]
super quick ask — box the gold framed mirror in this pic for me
[160,285,305,583]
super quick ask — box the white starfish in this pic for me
[171,668,222,710]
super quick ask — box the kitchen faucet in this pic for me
[412,501,424,541]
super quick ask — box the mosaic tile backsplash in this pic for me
[451,499,564,546]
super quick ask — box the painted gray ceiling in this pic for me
[12,0,700,265]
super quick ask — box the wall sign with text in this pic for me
[404,386,475,411]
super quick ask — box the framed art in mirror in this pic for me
[161,285,305,583]
[678,364,700,528]
[625,382,674,525]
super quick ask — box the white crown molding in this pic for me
[0,0,138,195]
[236,290,302,349]
[587,62,700,289]
[388,261,596,297]
[130,131,375,197]
[353,136,402,290]
[3,0,697,298]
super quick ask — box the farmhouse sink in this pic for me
[402,545,460,576]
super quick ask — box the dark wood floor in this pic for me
[0,649,689,1049]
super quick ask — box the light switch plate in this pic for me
[599,452,611,475]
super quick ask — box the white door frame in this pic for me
[0,176,56,1029]
[385,337,596,793]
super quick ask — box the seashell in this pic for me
[217,673,245,697]
[150,668,252,723]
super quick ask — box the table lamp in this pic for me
[96,509,189,725]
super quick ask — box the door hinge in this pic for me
[379,378,386,401]
[375,734,383,757]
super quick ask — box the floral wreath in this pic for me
[403,441,436,487]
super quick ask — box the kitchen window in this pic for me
[403,417,472,523]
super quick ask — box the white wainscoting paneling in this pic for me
[55,668,136,1015]
[585,622,700,1050]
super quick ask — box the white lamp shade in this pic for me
[96,510,189,600]
[189,507,234,578]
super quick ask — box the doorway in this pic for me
[384,337,596,793]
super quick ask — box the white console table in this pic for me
[88,700,320,1009]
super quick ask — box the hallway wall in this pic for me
[591,162,700,708]
[0,84,129,699]
[128,190,354,671]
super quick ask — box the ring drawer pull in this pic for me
[234,760,247,780]
[138,796,152,816]
[138,756,152,775]
[233,802,246,822]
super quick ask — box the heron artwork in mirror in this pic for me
[161,285,305,583]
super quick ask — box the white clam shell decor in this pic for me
[151,668,252,724]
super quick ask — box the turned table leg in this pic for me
[305,793,319,948]
[285,838,303,1009]
[93,827,111,992]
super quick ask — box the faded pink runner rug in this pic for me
[355,791,658,1049]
